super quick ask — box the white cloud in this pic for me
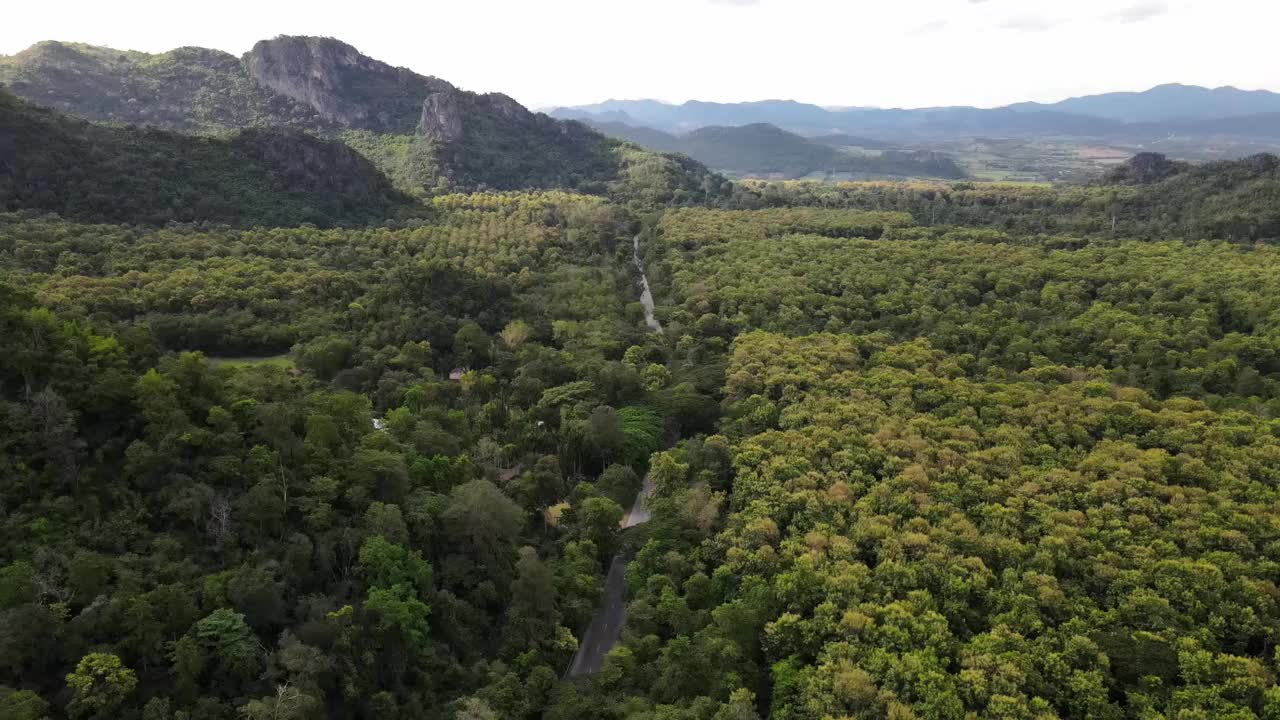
[1108,1,1170,23]
[1000,14,1058,32]
[911,19,949,34]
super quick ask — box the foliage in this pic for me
[655,207,1280,406]
[6,72,1280,720]
[66,653,137,718]
[0,188,707,718]
[572,332,1280,718]
[732,152,1280,241]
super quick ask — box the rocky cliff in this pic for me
[243,36,448,134]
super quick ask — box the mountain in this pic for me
[810,134,892,149]
[554,100,1132,140]
[0,87,411,225]
[1009,84,1280,123]
[553,85,1280,145]
[0,37,729,200]
[0,40,333,132]
[1164,113,1280,140]
[584,120,966,179]
[554,99,845,134]
[557,99,843,133]
[587,121,685,154]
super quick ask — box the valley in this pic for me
[555,87,1280,183]
[3,21,1280,720]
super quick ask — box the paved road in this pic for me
[633,234,664,334]
[622,475,655,529]
[566,238,664,678]
[565,474,655,677]
[565,551,630,676]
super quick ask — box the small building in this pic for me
[448,367,468,382]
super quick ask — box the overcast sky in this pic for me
[4,0,1277,110]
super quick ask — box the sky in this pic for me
[3,0,1278,110]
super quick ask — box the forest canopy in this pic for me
[4,65,1280,718]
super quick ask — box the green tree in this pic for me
[503,547,560,654]
[194,609,260,683]
[66,653,137,719]
[358,536,432,593]
[0,686,48,720]
[453,322,492,369]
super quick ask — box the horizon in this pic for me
[7,35,1278,114]
[5,0,1280,111]
[541,82,1278,113]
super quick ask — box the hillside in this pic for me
[1112,152,1280,239]
[0,37,729,200]
[587,121,967,179]
[0,88,412,225]
[587,120,685,154]
[809,133,891,149]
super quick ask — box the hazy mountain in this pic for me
[583,120,966,179]
[1163,113,1280,140]
[810,134,892,149]
[554,100,1131,139]
[0,37,728,199]
[552,99,843,133]
[587,121,685,154]
[834,107,1127,138]
[1009,84,1280,123]
[554,84,1280,144]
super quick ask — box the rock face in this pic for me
[243,36,447,134]
[486,93,529,122]
[419,92,464,142]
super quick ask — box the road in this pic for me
[565,476,655,676]
[621,475,655,528]
[565,550,630,676]
[565,235,663,677]
[633,234,664,334]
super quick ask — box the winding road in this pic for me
[565,236,663,677]
[566,477,655,676]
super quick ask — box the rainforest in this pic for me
[4,32,1280,720]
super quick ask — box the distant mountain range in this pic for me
[1008,84,1280,123]
[550,85,1280,143]
[585,121,965,179]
